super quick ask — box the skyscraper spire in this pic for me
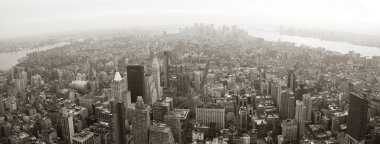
[114,71,122,81]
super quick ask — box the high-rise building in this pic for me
[279,90,289,120]
[131,96,151,144]
[347,92,369,141]
[177,72,191,94]
[144,74,157,104]
[149,123,175,144]
[60,113,75,144]
[0,94,4,115]
[127,65,145,103]
[163,51,171,88]
[302,94,312,121]
[112,100,127,144]
[240,107,248,131]
[164,112,182,144]
[295,100,306,139]
[152,54,162,99]
[111,72,130,109]
[281,119,298,142]
[196,104,225,130]
[287,69,296,92]
[287,96,296,119]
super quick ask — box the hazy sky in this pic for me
[0,0,379,39]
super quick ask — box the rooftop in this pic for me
[173,109,189,120]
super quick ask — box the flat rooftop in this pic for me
[173,109,190,120]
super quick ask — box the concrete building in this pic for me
[72,131,96,144]
[131,96,151,144]
[196,104,225,130]
[295,100,306,139]
[302,94,312,122]
[281,119,298,142]
[149,123,175,144]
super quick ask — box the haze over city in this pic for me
[1,0,380,39]
[1,1,380,144]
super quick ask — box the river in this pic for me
[1,29,379,71]
[0,42,70,71]
[248,29,380,57]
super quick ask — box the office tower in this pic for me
[111,72,130,109]
[114,54,119,71]
[131,96,150,144]
[347,92,369,141]
[240,107,248,131]
[164,113,182,144]
[149,123,175,144]
[152,53,162,99]
[281,119,298,142]
[31,74,42,87]
[270,81,279,106]
[177,72,191,94]
[127,65,145,103]
[295,100,306,139]
[193,71,203,92]
[312,110,322,124]
[279,90,289,120]
[195,104,225,130]
[19,70,27,91]
[0,94,4,115]
[144,74,157,104]
[111,72,123,100]
[72,131,95,144]
[112,100,127,144]
[287,96,296,119]
[287,69,296,92]
[302,94,312,121]
[163,51,171,88]
[60,113,75,144]
[152,101,170,122]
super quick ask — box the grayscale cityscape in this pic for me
[0,0,379,144]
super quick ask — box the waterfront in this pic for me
[248,29,380,57]
[0,42,70,71]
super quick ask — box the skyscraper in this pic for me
[152,54,162,99]
[111,71,130,109]
[281,119,298,142]
[127,65,145,103]
[163,51,171,88]
[287,96,296,119]
[112,100,127,144]
[287,69,296,92]
[295,100,306,139]
[279,89,289,120]
[131,96,151,144]
[347,92,369,141]
[60,113,75,144]
[302,94,312,122]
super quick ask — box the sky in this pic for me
[0,0,379,39]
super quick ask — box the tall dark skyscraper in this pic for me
[112,100,127,144]
[127,65,145,103]
[347,92,369,141]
